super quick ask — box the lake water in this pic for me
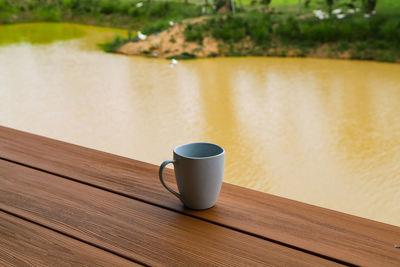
[1,23,399,226]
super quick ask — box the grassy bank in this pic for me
[1,0,399,62]
[183,11,400,62]
[0,0,202,31]
[99,0,399,62]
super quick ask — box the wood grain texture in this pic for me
[0,159,337,266]
[1,126,400,266]
[0,211,138,266]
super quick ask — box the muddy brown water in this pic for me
[1,23,399,226]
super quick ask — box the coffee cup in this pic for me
[159,142,225,210]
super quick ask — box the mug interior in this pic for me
[174,142,224,159]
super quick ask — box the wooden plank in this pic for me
[1,126,400,266]
[0,211,138,266]
[0,159,337,266]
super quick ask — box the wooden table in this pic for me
[1,126,399,266]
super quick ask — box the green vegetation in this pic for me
[0,0,399,62]
[182,0,400,62]
[0,0,202,31]
[97,34,127,52]
[0,0,202,52]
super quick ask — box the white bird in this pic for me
[169,58,178,68]
[313,10,328,20]
[138,31,147,40]
[169,21,175,26]
[336,14,345,19]
[136,2,143,8]
[332,9,342,14]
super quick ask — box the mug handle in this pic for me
[159,159,181,200]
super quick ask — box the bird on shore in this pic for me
[138,31,147,40]
[170,58,178,68]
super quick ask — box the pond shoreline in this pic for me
[1,0,399,63]
[110,13,400,63]
[115,21,399,63]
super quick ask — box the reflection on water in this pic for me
[0,23,86,45]
[0,23,127,48]
[0,23,399,226]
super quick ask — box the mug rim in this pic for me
[174,142,225,160]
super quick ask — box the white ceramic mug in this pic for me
[159,142,225,210]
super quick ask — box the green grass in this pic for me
[242,0,400,9]
[184,7,400,61]
[1,0,399,61]
[0,0,202,30]
[240,0,399,16]
[241,0,298,6]
[98,34,127,52]
[0,0,202,53]
[184,23,204,43]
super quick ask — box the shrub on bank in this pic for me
[98,34,126,52]
[204,13,399,46]
[184,13,273,45]
[141,19,169,35]
[184,24,203,43]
